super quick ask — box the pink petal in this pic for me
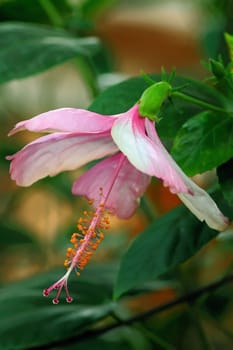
[72,153,151,219]
[111,105,190,194]
[7,131,118,186]
[8,108,117,135]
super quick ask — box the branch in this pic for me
[29,272,233,350]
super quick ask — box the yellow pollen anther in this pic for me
[63,196,112,276]
[77,224,83,231]
[64,259,69,267]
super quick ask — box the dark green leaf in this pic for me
[0,22,99,83]
[0,0,70,24]
[171,111,233,176]
[217,158,233,207]
[66,337,132,350]
[204,292,232,318]
[65,326,152,350]
[0,265,116,349]
[90,75,224,114]
[114,205,218,299]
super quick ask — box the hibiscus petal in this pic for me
[72,153,151,219]
[111,106,228,230]
[7,131,117,186]
[111,105,189,194]
[8,108,116,135]
[178,183,229,232]
[145,118,229,231]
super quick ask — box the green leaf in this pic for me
[217,158,233,208]
[0,265,116,349]
[0,22,99,83]
[114,205,218,299]
[65,326,151,350]
[89,75,226,143]
[90,75,224,115]
[0,0,70,24]
[171,111,233,176]
[66,337,132,350]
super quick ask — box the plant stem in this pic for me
[140,195,158,222]
[177,268,214,350]
[39,0,64,27]
[39,0,99,97]
[75,57,99,98]
[172,91,227,113]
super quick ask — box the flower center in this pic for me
[64,195,111,276]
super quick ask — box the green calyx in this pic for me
[139,81,172,121]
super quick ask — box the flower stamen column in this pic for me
[43,154,126,304]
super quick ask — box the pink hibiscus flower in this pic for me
[7,104,228,303]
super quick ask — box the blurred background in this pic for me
[1,0,233,349]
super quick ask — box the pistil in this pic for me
[43,154,126,303]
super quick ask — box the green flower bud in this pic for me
[139,81,172,121]
[209,59,225,79]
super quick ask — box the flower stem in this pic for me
[39,0,64,27]
[172,91,227,113]
[71,154,126,269]
[104,153,126,201]
[177,268,214,350]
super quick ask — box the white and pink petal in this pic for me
[7,131,117,186]
[111,105,189,194]
[178,179,229,232]
[8,108,117,135]
[145,118,229,231]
